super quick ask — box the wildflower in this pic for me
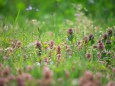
[57,45,61,54]
[67,28,74,41]
[107,81,115,86]
[83,36,89,45]
[43,66,53,80]
[77,41,81,46]
[84,71,94,81]
[89,33,94,40]
[16,76,25,86]
[49,40,54,49]
[78,44,82,50]
[107,29,113,37]
[36,41,42,56]
[89,34,94,45]
[97,42,105,51]
[41,66,53,86]
[11,40,22,48]
[36,41,42,49]
[78,77,84,86]
[0,78,6,86]
[16,41,22,48]
[65,70,70,79]
[78,71,101,86]
[57,54,61,62]
[85,53,91,60]
[68,28,73,35]
[102,33,108,40]
[3,66,11,76]
[77,41,83,50]
[26,5,32,11]
[85,82,94,86]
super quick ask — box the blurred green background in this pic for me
[0,0,115,24]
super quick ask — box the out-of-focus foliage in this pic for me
[0,0,115,19]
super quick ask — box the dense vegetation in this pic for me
[0,0,115,86]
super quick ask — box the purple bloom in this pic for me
[83,36,89,44]
[57,45,61,54]
[68,28,73,35]
[0,78,6,86]
[89,33,94,40]
[85,53,91,60]
[50,40,54,49]
[16,77,25,86]
[107,29,113,36]
[102,33,108,40]
[36,41,42,49]
[97,42,105,51]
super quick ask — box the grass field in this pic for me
[0,3,115,86]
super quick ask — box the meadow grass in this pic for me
[0,9,115,86]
